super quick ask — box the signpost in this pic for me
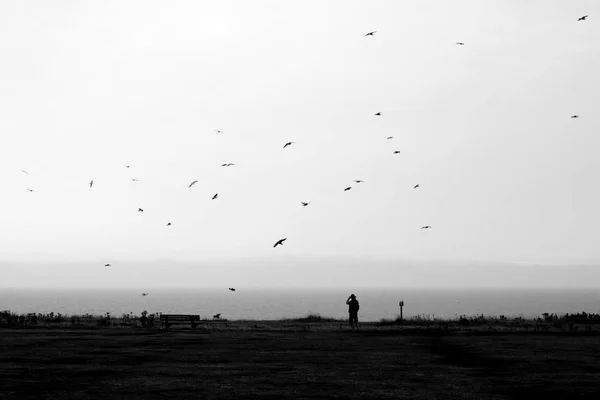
[399,301,404,323]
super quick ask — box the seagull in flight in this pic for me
[571,115,579,118]
[393,150,401,154]
[228,288,236,292]
[354,180,364,184]
[344,187,352,191]
[283,141,295,149]
[215,130,223,134]
[138,208,144,212]
[301,202,310,207]
[414,184,420,189]
[212,193,218,200]
[213,313,222,319]
[386,136,394,140]
[141,293,149,296]
[421,226,432,229]
[189,180,198,188]
[578,15,588,21]
[125,165,131,168]
[105,263,111,267]
[166,222,171,226]
[374,112,381,116]
[131,179,139,182]
[365,31,377,36]
[273,238,287,248]
[26,188,34,192]
[456,42,465,45]
[221,163,235,167]
[89,180,94,188]
[20,170,29,175]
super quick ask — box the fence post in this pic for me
[399,301,404,323]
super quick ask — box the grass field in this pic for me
[2,322,600,399]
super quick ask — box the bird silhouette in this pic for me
[141,293,149,296]
[228,288,236,291]
[125,165,131,168]
[283,141,295,149]
[421,226,432,229]
[214,130,223,134]
[138,208,144,212]
[105,263,111,267]
[89,180,94,188]
[344,187,352,191]
[26,188,34,192]
[571,115,579,118]
[354,180,364,183]
[131,179,139,182]
[393,150,401,154]
[456,42,465,45]
[386,136,394,140]
[414,184,420,189]
[365,31,377,36]
[166,222,171,226]
[212,193,218,200]
[221,163,235,167]
[301,202,310,207]
[273,238,287,248]
[578,15,588,21]
[374,112,381,116]
[213,313,221,319]
[189,180,198,188]
[20,170,29,175]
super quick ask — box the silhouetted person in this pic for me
[346,294,360,331]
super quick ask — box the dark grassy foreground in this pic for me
[2,323,600,399]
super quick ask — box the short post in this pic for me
[399,301,404,323]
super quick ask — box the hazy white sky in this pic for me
[1,1,599,287]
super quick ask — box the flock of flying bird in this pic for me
[18,15,590,297]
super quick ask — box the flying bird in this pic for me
[414,184,420,189]
[571,115,579,118]
[374,112,381,116]
[283,141,295,149]
[125,165,131,168]
[386,136,394,140]
[105,263,111,267]
[131,179,139,182]
[89,180,94,188]
[354,180,364,184]
[221,163,235,167]
[189,180,198,188]
[20,170,29,175]
[138,208,144,212]
[578,15,588,21]
[301,202,310,207]
[273,238,287,248]
[141,293,149,296]
[213,313,221,319]
[421,226,432,229]
[228,288,236,291]
[166,222,171,226]
[212,193,218,200]
[393,150,401,154]
[365,31,377,36]
[214,130,223,134]
[344,187,352,191]
[26,188,34,192]
[456,42,465,45]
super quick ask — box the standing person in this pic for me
[346,294,360,331]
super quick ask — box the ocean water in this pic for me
[1,288,599,321]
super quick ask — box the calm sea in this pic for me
[1,288,599,321]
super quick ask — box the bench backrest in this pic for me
[160,314,200,321]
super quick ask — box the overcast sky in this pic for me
[1,1,599,288]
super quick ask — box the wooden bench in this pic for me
[159,314,201,329]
